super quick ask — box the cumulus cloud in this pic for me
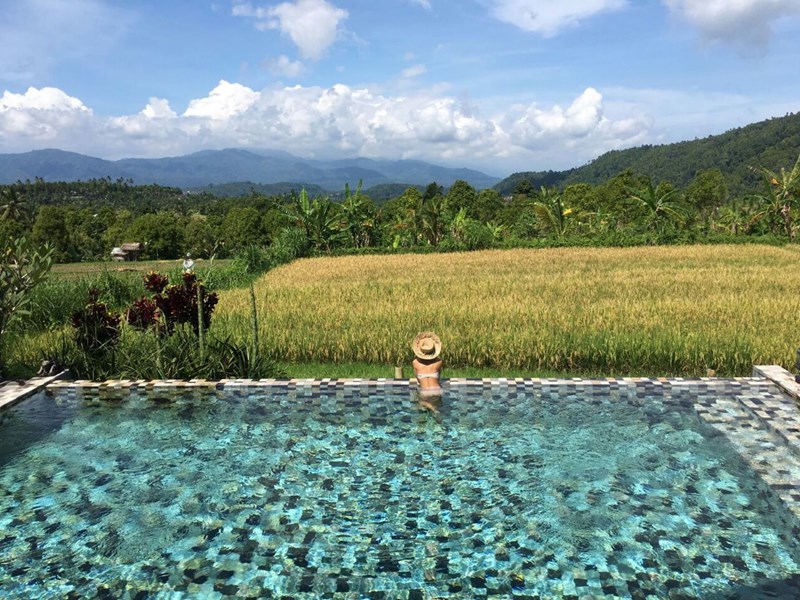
[663,0,800,49]
[142,98,177,120]
[233,0,348,60]
[0,87,92,139]
[183,80,261,119]
[0,83,651,170]
[264,55,305,77]
[502,87,648,153]
[488,0,627,36]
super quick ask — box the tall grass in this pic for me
[216,245,800,376]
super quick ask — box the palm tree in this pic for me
[626,181,685,233]
[0,188,32,226]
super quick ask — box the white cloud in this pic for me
[233,0,348,60]
[142,98,177,120]
[0,83,654,171]
[183,80,261,119]
[502,87,649,153]
[0,0,131,81]
[663,0,800,49]
[0,87,92,140]
[265,55,305,77]
[488,0,627,36]
[401,64,427,78]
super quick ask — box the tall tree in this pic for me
[446,180,478,219]
[32,206,74,263]
[126,212,183,260]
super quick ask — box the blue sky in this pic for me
[1,0,799,176]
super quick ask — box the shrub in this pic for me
[126,296,159,330]
[0,236,53,377]
[70,289,121,353]
[154,272,218,335]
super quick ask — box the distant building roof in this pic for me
[120,242,142,251]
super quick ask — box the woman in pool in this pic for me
[412,331,443,397]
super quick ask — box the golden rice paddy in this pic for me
[216,245,800,376]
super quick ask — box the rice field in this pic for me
[50,258,230,279]
[215,245,800,376]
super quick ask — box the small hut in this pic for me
[111,247,126,262]
[110,242,143,262]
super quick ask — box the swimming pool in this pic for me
[2,378,800,598]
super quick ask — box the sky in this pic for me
[1,0,799,176]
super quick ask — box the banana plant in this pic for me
[282,189,343,253]
[421,194,448,246]
[747,153,800,240]
[531,186,572,238]
[340,180,377,248]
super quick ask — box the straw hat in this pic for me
[412,331,442,360]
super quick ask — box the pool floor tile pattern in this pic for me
[44,374,800,524]
[4,373,800,598]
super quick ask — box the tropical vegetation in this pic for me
[3,139,800,380]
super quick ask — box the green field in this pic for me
[7,245,800,379]
[50,258,232,279]
[216,245,800,377]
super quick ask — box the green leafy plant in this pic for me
[0,236,53,377]
[70,289,122,353]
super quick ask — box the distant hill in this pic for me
[495,111,800,197]
[194,181,328,198]
[0,148,500,191]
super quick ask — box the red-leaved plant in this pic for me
[129,271,218,335]
[71,288,122,352]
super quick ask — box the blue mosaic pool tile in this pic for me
[1,371,799,597]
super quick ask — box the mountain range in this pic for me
[0,148,500,191]
[2,110,799,198]
[494,111,800,198]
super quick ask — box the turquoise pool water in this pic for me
[1,384,800,599]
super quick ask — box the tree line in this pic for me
[1,156,799,264]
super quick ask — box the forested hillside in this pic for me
[496,112,800,197]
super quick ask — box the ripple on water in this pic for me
[0,386,799,598]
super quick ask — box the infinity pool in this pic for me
[2,380,800,598]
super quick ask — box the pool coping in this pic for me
[0,371,69,411]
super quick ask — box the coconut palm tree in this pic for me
[625,181,685,233]
[0,188,32,226]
